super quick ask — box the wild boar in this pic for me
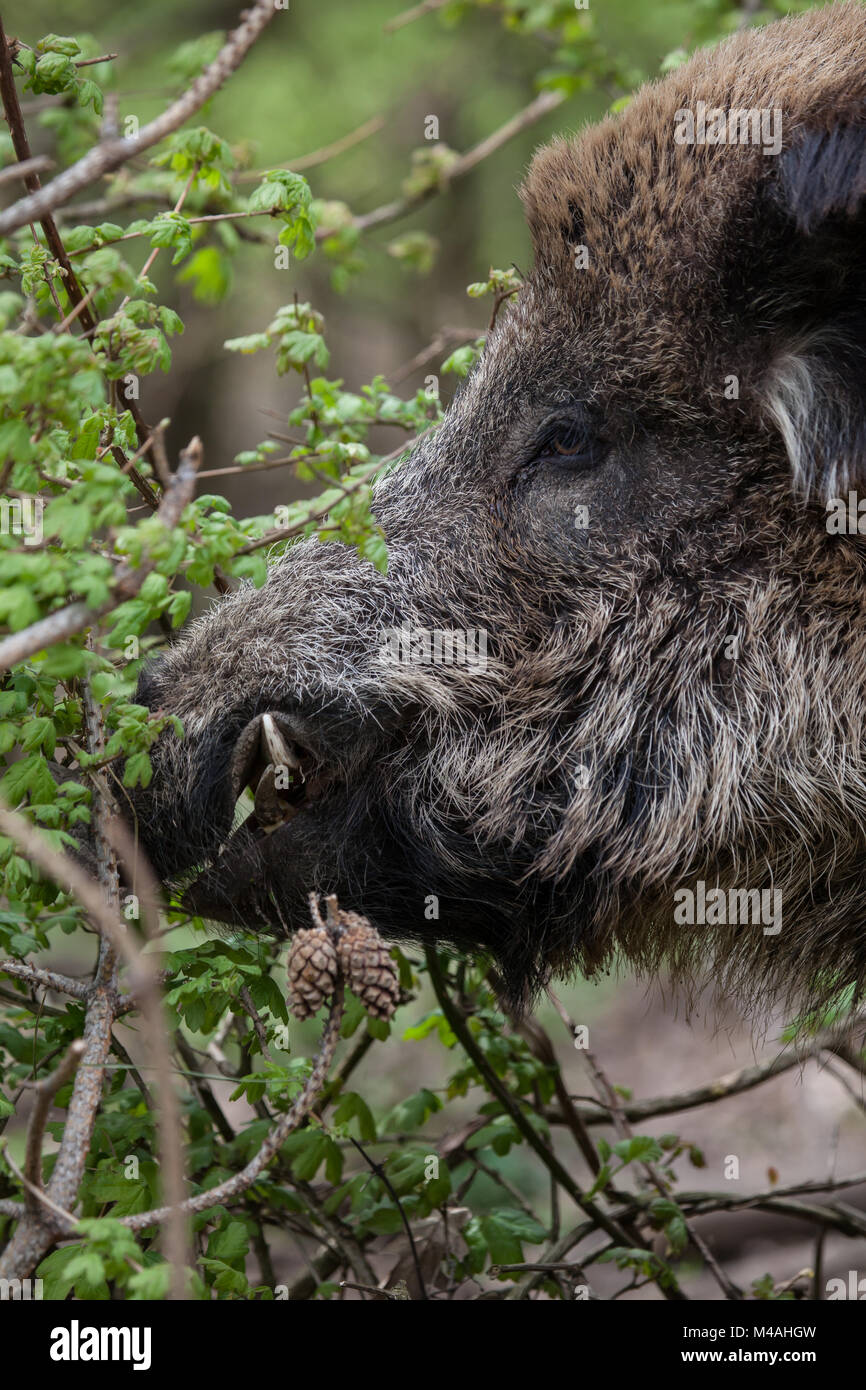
[132,3,866,1013]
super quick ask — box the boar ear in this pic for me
[761,124,866,498]
[775,123,866,235]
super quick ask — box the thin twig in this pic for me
[106,816,190,1299]
[22,1040,85,1212]
[317,89,565,245]
[0,0,280,236]
[0,804,177,1284]
[235,432,431,556]
[820,1052,866,1115]
[348,1135,429,1301]
[0,960,90,1001]
[424,949,687,1300]
[0,153,52,184]
[74,53,117,69]
[121,982,346,1231]
[121,161,199,308]
[546,1015,866,1127]
[389,326,478,386]
[238,113,385,180]
[51,280,99,334]
[175,1033,235,1143]
[0,1139,79,1230]
[237,985,273,1061]
[384,0,450,34]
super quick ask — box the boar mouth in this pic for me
[229,711,324,833]
[179,710,334,925]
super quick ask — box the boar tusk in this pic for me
[261,712,300,770]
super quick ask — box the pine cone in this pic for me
[337,914,400,1021]
[286,925,339,1019]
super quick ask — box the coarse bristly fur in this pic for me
[129,3,866,1018]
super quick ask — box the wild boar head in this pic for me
[132,3,866,1012]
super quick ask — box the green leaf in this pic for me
[122,752,152,790]
[283,1129,332,1182]
[0,754,57,805]
[383,1087,442,1133]
[206,1219,249,1263]
[37,1245,108,1300]
[612,1135,663,1166]
[223,333,271,355]
[481,1208,546,1267]
[43,494,94,547]
[0,418,34,463]
[20,716,56,756]
[36,33,81,56]
[333,1091,377,1142]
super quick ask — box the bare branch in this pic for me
[384,0,450,34]
[389,326,479,386]
[52,281,99,334]
[238,113,385,180]
[818,1052,866,1115]
[175,1033,235,1143]
[0,153,52,184]
[0,960,90,1000]
[236,985,273,1060]
[22,1040,85,1212]
[0,0,280,236]
[0,805,181,1285]
[122,981,346,1231]
[0,1139,78,1230]
[74,53,117,69]
[547,1014,866,1127]
[53,189,170,222]
[510,1167,866,1300]
[327,89,565,244]
[106,818,190,1299]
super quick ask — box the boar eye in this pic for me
[533,420,608,472]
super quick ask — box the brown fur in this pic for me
[130,4,866,1018]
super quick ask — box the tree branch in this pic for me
[238,113,385,180]
[547,1016,866,1127]
[0,153,52,184]
[0,804,183,1286]
[0,0,280,236]
[22,1040,85,1212]
[322,89,565,245]
[424,949,688,1300]
[0,960,90,1001]
[121,981,345,1231]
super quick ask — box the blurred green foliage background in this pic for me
[3,0,816,517]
